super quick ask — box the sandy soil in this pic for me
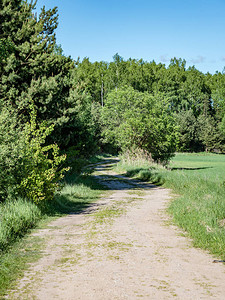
[7,160,225,299]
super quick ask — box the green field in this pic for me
[170,152,225,183]
[116,152,225,259]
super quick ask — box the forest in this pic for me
[0,0,225,204]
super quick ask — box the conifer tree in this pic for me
[0,0,97,152]
[0,0,71,113]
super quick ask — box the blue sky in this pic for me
[35,0,225,74]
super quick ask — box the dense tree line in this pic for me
[0,0,224,202]
[75,55,225,153]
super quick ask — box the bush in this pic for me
[0,103,68,203]
[18,105,68,203]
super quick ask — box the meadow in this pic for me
[115,152,225,259]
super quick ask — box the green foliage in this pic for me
[208,72,225,120]
[197,114,223,152]
[0,103,68,203]
[219,115,225,137]
[1,0,225,291]
[0,105,24,200]
[53,83,99,153]
[102,86,179,164]
[0,39,14,59]
[74,55,225,154]
[176,110,202,152]
[17,104,68,203]
[1,0,87,153]
[2,0,223,158]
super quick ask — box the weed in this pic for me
[93,206,124,224]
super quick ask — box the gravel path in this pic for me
[7,160,225,299]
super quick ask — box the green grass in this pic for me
[0,198,41,253]
[115,152,225,259]
[0,169,105,297]
[47,173,105,215]
[0,235,44,297]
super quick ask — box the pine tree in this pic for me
[0,0,72,111]
[0,1,79,146]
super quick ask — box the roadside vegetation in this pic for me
[115,151,225,259]
[0,164,105,297]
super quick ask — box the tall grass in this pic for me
[0,198,42,296]
[115,149,165,184]
[116,151,225,259]
[0,198,41,253]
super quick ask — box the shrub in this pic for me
[0,103,68,203]
[17,104,69,203]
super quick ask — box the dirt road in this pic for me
[8,160,225,299]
